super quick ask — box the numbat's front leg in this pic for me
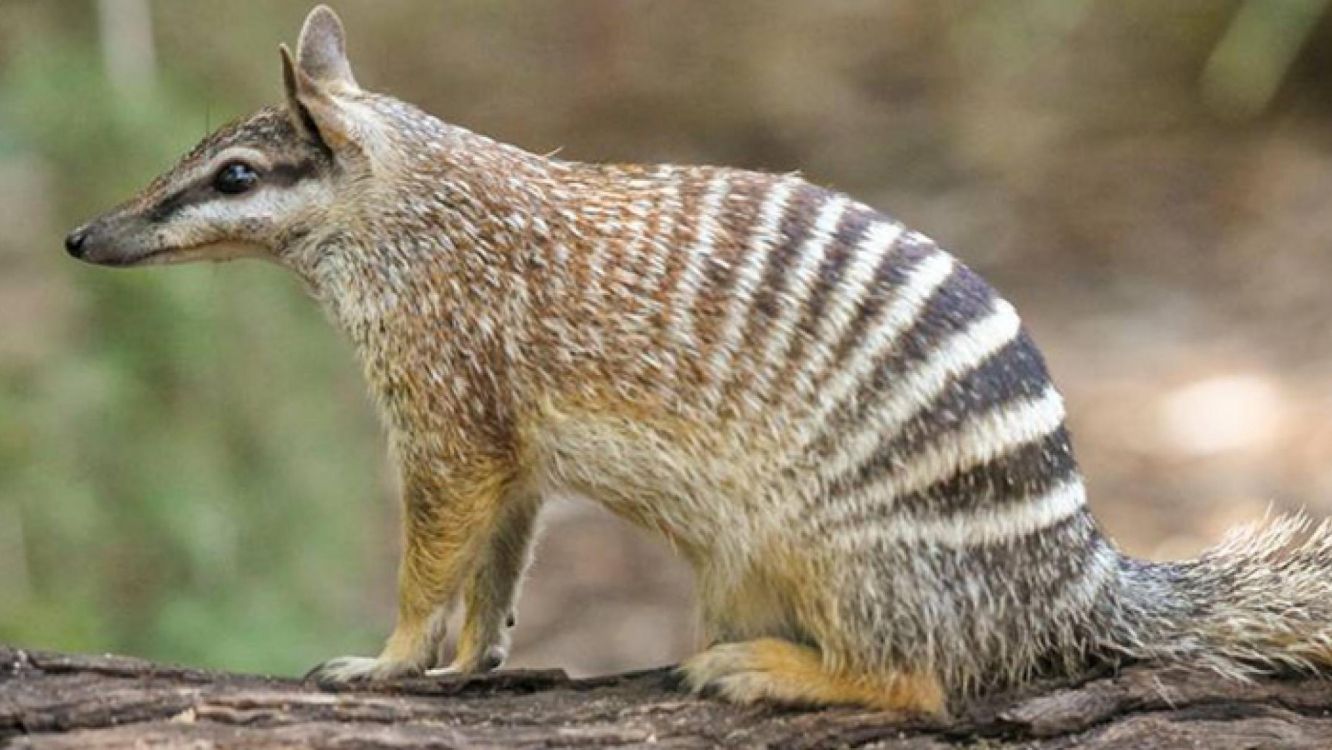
[429,491,542,675]
[307,468,509,683]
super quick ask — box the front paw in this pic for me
[425,644,508,677]
[305,655,421,684]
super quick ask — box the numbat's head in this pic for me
[66,5,487,273]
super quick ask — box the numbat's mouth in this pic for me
[65,226,263,268]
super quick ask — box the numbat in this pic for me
[66,5,1332,715]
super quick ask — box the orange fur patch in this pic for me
[683,637,946,715]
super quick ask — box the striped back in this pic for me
[566,164,1088,546]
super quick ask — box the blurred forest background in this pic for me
[2,0,1331,678]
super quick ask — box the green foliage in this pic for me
[0,26,387,675]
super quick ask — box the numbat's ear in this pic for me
[296,5,358,93]
[279,5,362,153]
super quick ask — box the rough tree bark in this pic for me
[3,645,1332,748]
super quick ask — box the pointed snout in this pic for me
[61,215,160,268]
[62,216,146,267]
[63,212,267,268]
[64,225,90,259]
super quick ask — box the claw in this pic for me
[426,644,507,677]
[479,644,507,671]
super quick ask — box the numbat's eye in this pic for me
[213,161,259,195]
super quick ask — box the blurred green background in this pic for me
[2,0,1331,678]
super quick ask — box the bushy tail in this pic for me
[1099,513,1332,680]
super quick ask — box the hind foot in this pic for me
[681,637,946,715]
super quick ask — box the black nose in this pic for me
[65,227,88,258]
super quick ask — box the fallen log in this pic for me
[3,645,1332,748]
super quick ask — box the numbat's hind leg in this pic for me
[681,638,946,715]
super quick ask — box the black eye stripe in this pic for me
[147,158,317,222]
[267,159,317,185]
[148,184,201,222]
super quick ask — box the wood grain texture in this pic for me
[3,645,1332,748]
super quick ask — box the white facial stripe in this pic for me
[158,178,327,252]
[175,176,319,214]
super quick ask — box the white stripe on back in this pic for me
[843,478,1085,548]
[807,250,955,430]
[814,384,1068,524]
[664,174,730,383]
[751,194,850,399]
[610,198,655,297]
[706,175,800,408]
[789,220,904,398]
[629,168,682,384]
[638,166,682,298]
[818,299,1026,477]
